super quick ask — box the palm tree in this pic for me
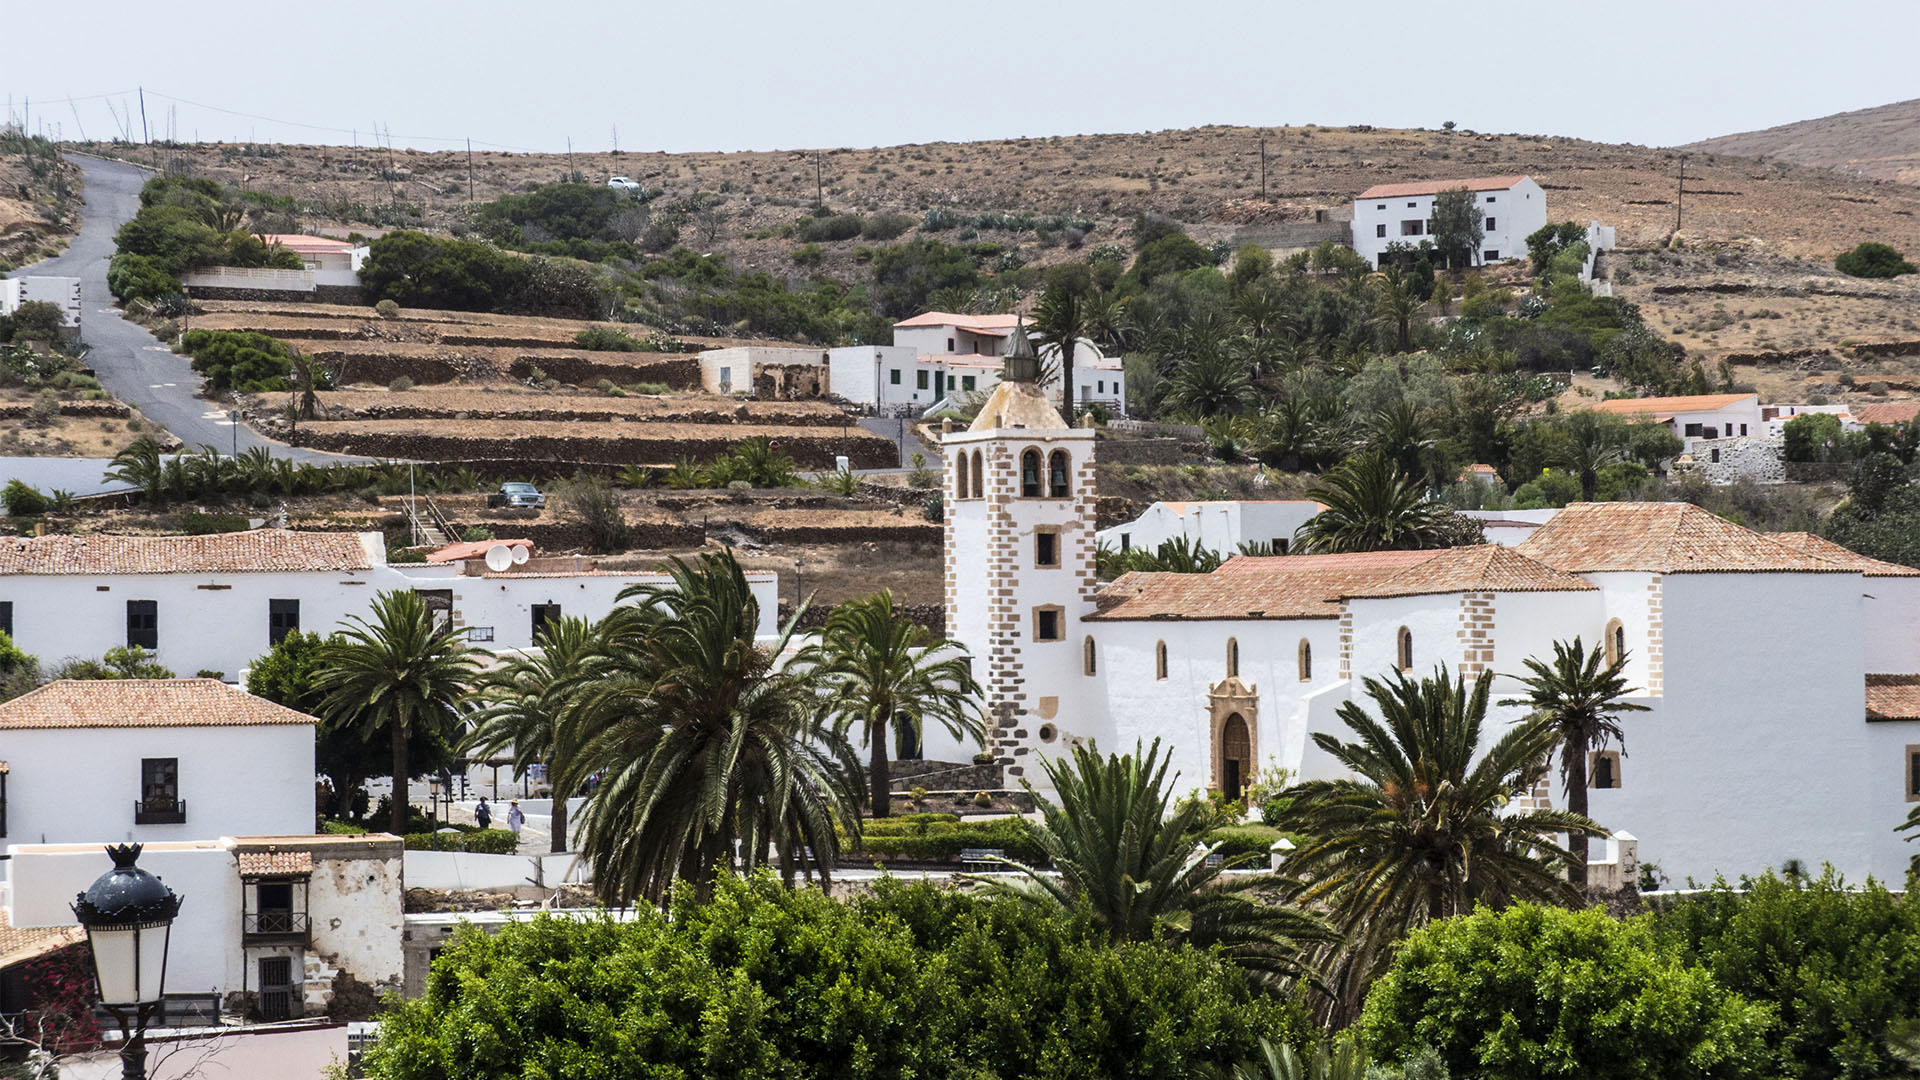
[980,739,1333,982]
[1165,350,1257,417]
[1368,402,1436,486]
[1278,666,1605,1019]
[1371,266,1425,353]
[106,436,166,508]
[1558,411,1627,502]
[1226,1036,1371,1080]
[1031,283,1091,419]
[288,350,323,422]
[463,616,602,853]
[555,552,863,905]
[314,590,480,836]
[1501,637,1649,887]
[1293,451,1453,554]
[1080,290,1135,353]
[805,591,983,817]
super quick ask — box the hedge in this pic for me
[402,829,519,854]
[1201,825,1289,864]
[850,816,1046,865]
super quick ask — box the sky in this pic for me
[3,0,1915,155]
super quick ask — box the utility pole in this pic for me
[1259,137,1267,201]
[137,86,149,145]
[466,137,475,202]
[1675,155,1686,234]
[567,136,575,180]
[814,151,823,209]
[611,124,619,156]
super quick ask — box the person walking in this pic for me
[474,796,492,830]
[507,799,524,838]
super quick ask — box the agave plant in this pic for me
[664,456,708,490]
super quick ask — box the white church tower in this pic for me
[941,326,1100,785]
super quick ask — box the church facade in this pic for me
[935,378,1920,885]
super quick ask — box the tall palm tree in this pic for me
[105,436,167,508]
[555,552,863,905]
[805,591,982,817]
[314,590,480,836]
[1368,402,1436,487]
[1371,266,1425,353]
[1293,451,1452,553]
[1165,350,1257,418]
[1278,666,1605,1019]
[1031,283,1091,419]
[1558,410,1627,502]
[980,739,1333,982]
[463,616,603,853]
[1081,290,1135,353]
[1501,637,1649,887]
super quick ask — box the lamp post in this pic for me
[71,844,182,1080]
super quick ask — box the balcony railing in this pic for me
[134,798,186,825]
[243,911,311,940]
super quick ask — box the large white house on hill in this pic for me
[933,378,1920,886]
[1350,175,1547,268]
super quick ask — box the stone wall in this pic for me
[1670,437,1785,485]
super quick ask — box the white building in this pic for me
[0,275,82,336]
[1350,176,1547,268]
[1097,500,1323,557]
[828,312,1125,415]
[1588,392,1762,447]
[0,530,779,681]
[257,234,369,287]
[938,387,1920,885]
[696,345,830,398]
[1460,508,1559,546]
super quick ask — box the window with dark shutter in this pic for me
[127,600,158,650]
[268,599,299,644]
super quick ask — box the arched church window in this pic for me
[1155,641,1168,680]
[1396,627,1413,673]
[1605,618,1626,667]
[1298,639,1312,682]
[1020,448,1042,497]
[970,450,983,499]
[1226,637,1240,678]
[956,451,969,500]
[1084,636,1097,676]
[1048,450,1071,497]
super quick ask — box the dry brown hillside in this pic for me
[1682,100,1920,186]
[0,137,80,270]
[76,123,1920,265]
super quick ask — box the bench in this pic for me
[959,848,1008,872]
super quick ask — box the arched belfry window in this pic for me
[1396,627,1413,673]
[956,451,970,500]
[1020,449,1043,497]
[1605,618,1626,667]
[1048,449,1071,498]
[1298,638,1312,682]
[1226,637,1240,678]
[970,450,984,499]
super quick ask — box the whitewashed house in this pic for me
[1350,176,1547,268]
[696,345,830,398]
[1588,392,1762,447]
[0,530,779,681]
[936,379,1920,886]
[0,680,403,1020]
[0,276,81,337]
[1097,500,1324,557]
[257,234,369,287]
[827,312,1124,414]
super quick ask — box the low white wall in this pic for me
[403,850,589,891]
[60,1022,347,1080]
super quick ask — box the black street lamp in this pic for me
[71,844,183,1080]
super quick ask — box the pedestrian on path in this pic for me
[475,797,492,830]
[507,799,524,837]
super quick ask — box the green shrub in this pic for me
[388,376,414,392]
[375,298,401,318]
[365,872,1310,1080]
[1,480,50,516]
[459,526,495,542]
[1649,869,1920,1080]
[1360,904,1775,1080]
[792,213,865,243]
[1835,242,1917,279]
[106,253,181,305]
[573,326,644,351]
[1201,824,1286,864]
[177,329,295,392]
[862,213,917,241]
[181,512,250,535]
[790,243,824,266]
[852,816,1045,864]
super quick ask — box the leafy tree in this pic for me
[1525,222,1589,275]
[1360,904,1775,1080]
[806,591,982,817]
[0,631,41,703]
[462,616,601,852]
[1501,637,1648,886]
[1823,452,1920,568]
[3,301,66,342]
[556,552,862,904]
[105,253,181,305]
[50,645,174,680]
[314,590,479,835]
[1836,242,1917,279]
[981,739,1333,983]
[1784,412,1847,463]
[1651,868,1920,1080]
[1427,189,1485,269]
[1293,451,1456,553]
[868,238,981,317]
[177,329,297,392]
[1131,230,1216,285]
[364,871,1312,1080]
[1278,667,1605,1019]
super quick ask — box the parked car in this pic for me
[487,482,546,509]
[607,176,641,192]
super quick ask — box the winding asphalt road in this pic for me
[7,154,349,463]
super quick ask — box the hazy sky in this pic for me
[4,1,1914,154]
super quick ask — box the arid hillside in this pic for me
[75,122,1920,266]
[1683,99,1920,186]
[0,135,80,270]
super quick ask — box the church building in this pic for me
[936,372,1920,885]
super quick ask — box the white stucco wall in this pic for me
[1,723,314,851]
[1863,576,1920,674]
[1350,178,1546,267]
[697,347,828,394]
[827,345,921,407]
[1098,501,1322,557]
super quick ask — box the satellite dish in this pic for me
[510,544,530,565]
[484,545,514,573]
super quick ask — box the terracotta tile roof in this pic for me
[1586,393,1756,417]
[1852,402,1920,426]
[1342,545,1596,599]
[0,530,375,575]
[0,679,320,730]
[0,910,85,970]
[1217,550,1443,574]
[1092,565,1408,621]
[426,538,533,564]
[1357,175,1529,200]
[1769,532,1920,577]
[966,379,1070,432]
[236,850,315,876]
[1157,500,1323,515]
[893,311,1025,330]
[1865,674,1920,721]
[1516,502,1853,574]
[258,233,357,253]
